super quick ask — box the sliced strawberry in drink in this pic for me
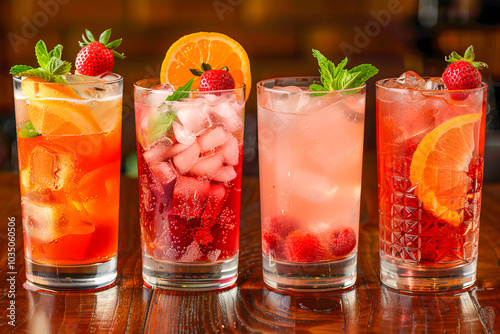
[328,227,357,257]
[173,142,200,175]
[169,176,210,218]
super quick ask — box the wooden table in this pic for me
[1,156,500,333]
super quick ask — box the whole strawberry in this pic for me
[76,29,125,76]
[284,230,329,263]
[191,63,235,91]
[442,45,487,100]
[328,227,357,257]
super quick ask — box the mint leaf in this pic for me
[18,121,41,138]
[146,109,177,144]
[47,57,72,76]
[35,40,50,69]
[166,78,194,101]
[10,65,33,75]
[16,68,66,83]
[310,49,378,92]
[11,39,71,83]
[48,44,63,60]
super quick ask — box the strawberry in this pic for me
[328,227,357,257]
[442,45,487,100]
[76,29,125,76]
[191,63,235,91]
[284,230,329,263]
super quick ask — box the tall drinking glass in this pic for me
[135,78,245,291]
[14,74,123,290]
[257,77,365,291]
[377,77,487,291]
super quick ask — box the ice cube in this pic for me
[172,121,196,145]
[143,142,188,164]
[145,84,174,107]
[424,77,447,90]
[198,127,230,153]
[170,176,210,218]
[207,249,221,262]
[201,183,226,223]
[21,198,66,242]
[212,100,237,118]
[173,142,201,174]
[291,169,337,202]
[149,161,177,185]
[173,99,211,135]
[211,166,237,183]
[189,153,224,178]
[343,108,364,123]
[179,241,203,263]
[396,71,426,89]
[202,92,236,106]
[298,92,342,114]
[269,86,309,113]
[221,135,239,165]
[65,73,102,84]
[30,145,75,191]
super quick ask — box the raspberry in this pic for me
[328,227,357,257]
[284,230,329,263]
[262,231,285,260]
[262,215,298,238]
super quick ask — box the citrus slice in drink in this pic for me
[28,98,101,135]
[410,113,482,226]
[160,32,251,100]
[22,77,82,99]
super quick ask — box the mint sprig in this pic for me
[310,49,378,92]
[144,78,195,144]
[9,40,72,83]
[18,121,41,138]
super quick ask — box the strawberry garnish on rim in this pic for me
[442,45,488,100]
[76,29,125,76]
[190,63,235,91]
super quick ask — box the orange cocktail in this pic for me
[14,74,122,289]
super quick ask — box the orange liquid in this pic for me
[18,127,121,265]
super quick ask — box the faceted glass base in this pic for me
[262,253,357,292]
[25,256,117,291]
[142,254,238,291]
[380,256,477,292]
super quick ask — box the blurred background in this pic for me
[0,0,499,180]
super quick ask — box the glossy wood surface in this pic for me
[1,155,499,333]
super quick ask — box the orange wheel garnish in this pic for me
[410,113,482,226]
[160,32,251,100]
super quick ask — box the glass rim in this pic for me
[134,77,246,94]
[376,77,488,93]
[256,76,366,93]
[12,72,123,86]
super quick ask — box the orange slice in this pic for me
[409,113,482,226]
[22,77,82,99]
[28,98,101,135]
[160,32,251,100]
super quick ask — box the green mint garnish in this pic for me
[309,49,378,92]
[165,78,194,102]
[18,121,41,138]
[144,78,195,144]
[9,40,72,83]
